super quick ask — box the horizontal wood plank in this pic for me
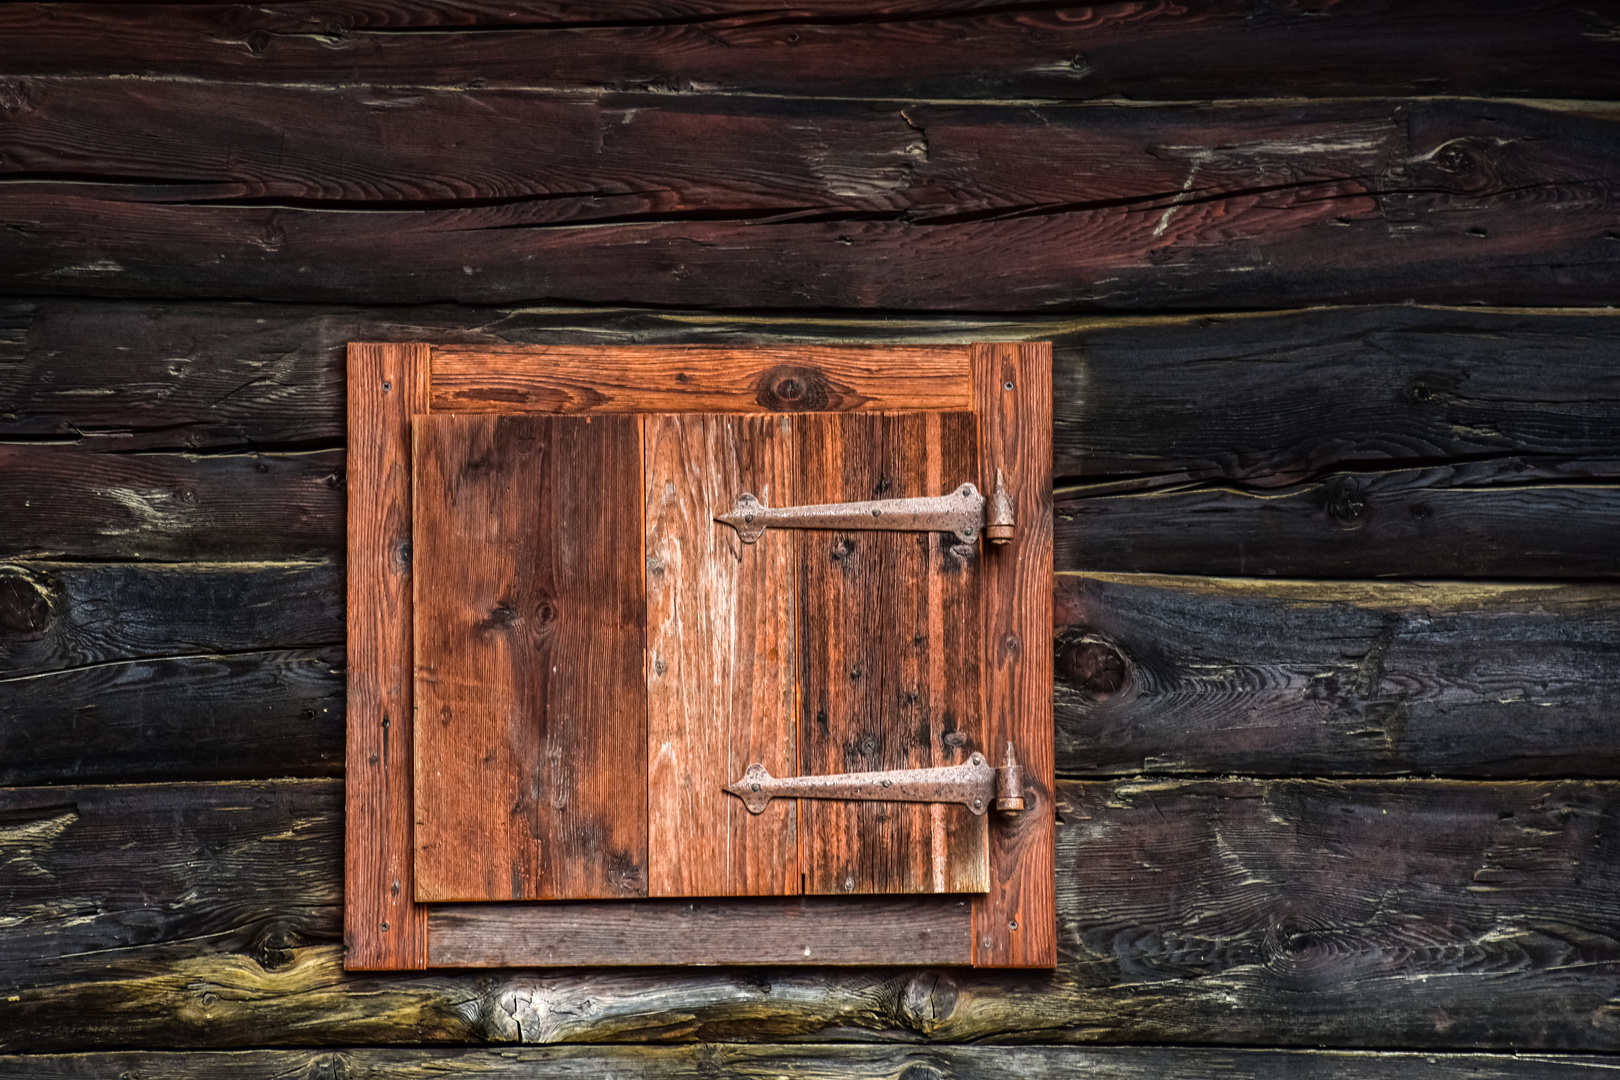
[0,560,341,678]
[0,1046,1610,1080]
[5,566,1620,785]
[430,898,972,966]
[9,445,1615,573]
[431,344,969,414]
[0,646,344,787]
[3,2,1618,101]
[1055,574,1620,779]
[8,300,1619,483]
[5,93,1619,310]
[7,777,1620,1048]
[1057,462,1620,578]
[0,446,344,561]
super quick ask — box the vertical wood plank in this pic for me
[413,413,648,901]
[972,342,1056,968]
[645,413,799,897]
[796,411,986,895]
[345,342,429,970]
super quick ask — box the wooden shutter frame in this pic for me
[345,342,1053,970]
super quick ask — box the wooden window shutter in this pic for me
[346,343,1054,969]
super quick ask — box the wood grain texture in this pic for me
[432,345,970,414]
[344,341,428,971]
[20,450,1585,576]
[0,445,343,561]
[794,411,986,896]
[5,93,1619,311]
[645,414,798,898]
[1058,461,1620,578]
[430,897,972,966]
[971,343,1055,969]
[0,646,343,787]
[4,2,1619,101]
[0,1046,1613,1080]
[9,777,1620,1048]
[8,298,1619,482]
[1056,574,1620,779]
[0,560,341,678]
[412,413,647,901]
[8,567,1619,789]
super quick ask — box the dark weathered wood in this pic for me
[1048,305,1620,485]
[412,413,648,902]
[20,451,1609,574]
[433,345,970,414]
[0,646,343,787]
[9,566,1619,788]
[4,1046,1611,1080]
[1057,461,1620,578]
[5,94,1619,310]
[795,411,986,895]
[344,342,428,971]
[430,897,973,967]
[644,413,799,898]
[8,300,1620,483]
[0,560,341,678]
[1056,574,1620,779]
[9,777,1620,1049]
[4,2,1618,102]
[0,781,341,981]
[0,445,343,561]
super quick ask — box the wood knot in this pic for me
[1059,634,1129,700]
[0,569,52,641]
[1325,478,1367,529]
[899,969,959,1032]
[754,364,836,411]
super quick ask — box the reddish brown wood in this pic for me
[344,342,429,971]
[10,2,1620,102]
[431,346,971,414]
[971,342,1055,968]
[794,411,986,895]
[5,94,1617,311]
[427,896,974,967]
[411,413,648,901]
[644,413,799,897]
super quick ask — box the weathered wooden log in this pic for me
[5,566,1619,784]
[9,442,1613,574]
[1057,574,1620,778]
[9,301,1620,480]
[0,446,343,561]
[0,561,342,678]
[3,1,1617,101]
[1058,461,1620,578]
[4,93,1618,309]
[4,777,1620,1050]
[0,1045,1611,1080]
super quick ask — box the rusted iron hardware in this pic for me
[986,468,1016,545]
[717,480,1002,545]
[726,743,1026,817]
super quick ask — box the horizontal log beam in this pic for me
[5,564,1619,784]
[2,2,1617,101]
[3,93,1618,309]
[1058,462,1620,578]
[8,301,1619,479]
[9,443,1614,574]
[0,1046,1610,1080]
[5,777,1620,1049]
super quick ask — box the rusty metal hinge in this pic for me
[717,470,1015,546]
[725,743,1026,817]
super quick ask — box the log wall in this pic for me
[3,4,1619,1074]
